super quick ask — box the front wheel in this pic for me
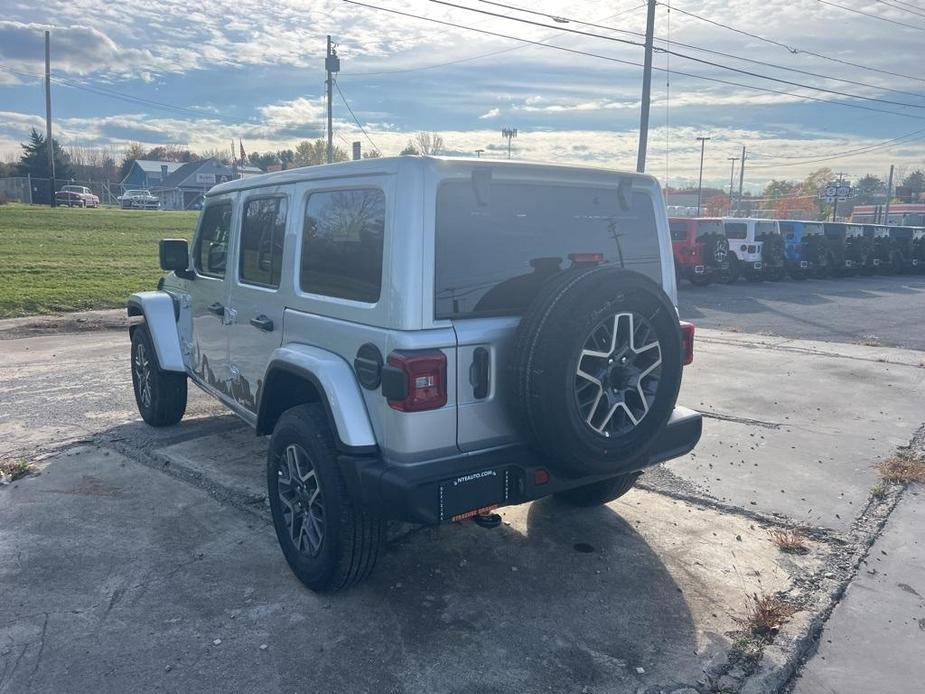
[131,324,187,426]
[554,473,640,507]
[267,404,383,592]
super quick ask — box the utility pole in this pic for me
[727,156,738,215]
[695,136,710,214]
[736,146,746,216]
[44,31,56,207]
[884,164,894,225]
[325,36,340,164]
[832,171,847,222]
[501,128,517,159]
[636,0,657,173]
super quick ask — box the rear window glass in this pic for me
[756,221,778,236]
[434,181,661,319]
[669,221,689,241]
[725,222,747,239]
[779,221,795,240]
[804,223,824,235]
[696,220,723,237]
[300,188,385,302]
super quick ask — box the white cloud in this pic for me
[479,108,500,119]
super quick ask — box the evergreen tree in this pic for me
[16,129,74,181]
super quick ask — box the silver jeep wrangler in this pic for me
[129,156,702,592]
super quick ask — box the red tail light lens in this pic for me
[679,321,695,366]
[386,350,448,412]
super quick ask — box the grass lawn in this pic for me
[0,203,198,318]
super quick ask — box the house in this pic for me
[155,159,237,210]
[121,160,184,188]
[233,163,264,179]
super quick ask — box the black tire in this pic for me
[267,404,383,592]
[554,473,639,507]
[688,272,712,287]
[718,255,740,283]
[509,268,682,477]
[131,324,187,426]
[744,269,764,282]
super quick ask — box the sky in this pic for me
[1,0,924,191]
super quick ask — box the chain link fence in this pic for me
[0,177,200,210]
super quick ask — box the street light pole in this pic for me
[475,149,484,158]
[696,136,711,215]
[727,156,738,215]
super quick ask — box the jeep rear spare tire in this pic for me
[509,268,683,477]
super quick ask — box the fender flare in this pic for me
[127,291,185,372]
[257,345,378,453]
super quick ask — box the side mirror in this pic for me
[159,239,192,276]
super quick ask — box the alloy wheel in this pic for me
[133,342,152,409]
[277,444,325,556]
[575,312,663,438]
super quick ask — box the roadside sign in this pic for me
[818,181,854,203]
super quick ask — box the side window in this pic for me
[669,222,689,241]
[725,222,747,240]
[193,202,233,278]
[300,188,385,302]
[240,197,287,288]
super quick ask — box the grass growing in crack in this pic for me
[871,482,888,499]
[0,460,33,483]
[740,593,796,641]
[878,451,925,484]
[768,528,809,554]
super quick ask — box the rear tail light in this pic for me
[748,244,757,253]
[384,350,447,412]
[679,321,695,366]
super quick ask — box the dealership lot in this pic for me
[1,276,923,693]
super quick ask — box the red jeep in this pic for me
[669,217,730,286]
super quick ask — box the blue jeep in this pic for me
[778,220,826,279]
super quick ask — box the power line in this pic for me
[749,127,925,167]
[428,0,925,110]
[479,0,925,99]
[873,0,925,18]
[334,79,381,153]
[815,0,925,30]
[669,5,925,85]
[344,0,925,121]
[343,3,646,76]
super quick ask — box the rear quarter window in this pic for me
[725,222,747,240]
[434,181,661,319]
[669,221,689,241]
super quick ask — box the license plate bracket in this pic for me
[439,468,508,522]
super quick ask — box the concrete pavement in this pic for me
[1,312,923,693]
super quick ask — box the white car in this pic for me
[119,189,160,209]
[722,218,767,281]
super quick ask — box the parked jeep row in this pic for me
[671,216,924,286]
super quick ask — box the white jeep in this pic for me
[128,157,702,591]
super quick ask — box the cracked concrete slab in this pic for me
[0,446,822,694]
[790,490,924,694]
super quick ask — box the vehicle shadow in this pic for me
[328,496,709,693]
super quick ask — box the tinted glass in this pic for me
[240,197,287,288]
[804,223,824,235]
[434,181,661,319]
[725,222,747,239]
[669,221,689,241]
[194,202,233,277]
[756,221,778,236]
[779,221,795,240]
[300,188,385,302]
[696,220,723,237]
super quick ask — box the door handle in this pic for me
[207,302,224,316]
[250,315,274,332]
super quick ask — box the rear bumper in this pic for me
[340,407,703,525]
